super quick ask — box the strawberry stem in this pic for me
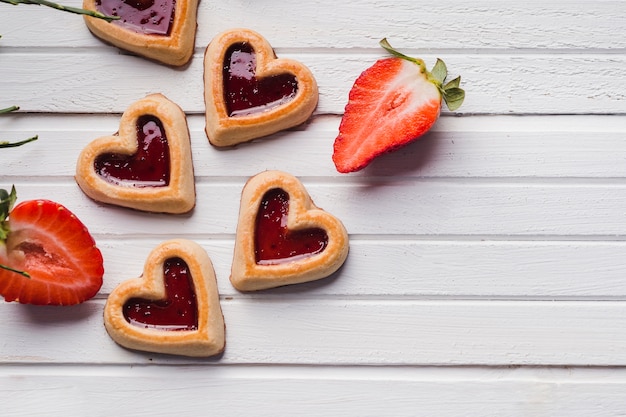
[0,136,39,148]
[0,106,20,114]
[0,264,30,278]
[1,0,120,22]
[379,38,427,73]
[379,38,466,111]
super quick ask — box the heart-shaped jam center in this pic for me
[94,115,170,188]
[96,0,176,35]
[224,42,299,117]
[123,257,198,331]
[255,188,328,265]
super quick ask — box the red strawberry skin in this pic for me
[0,199,104,305]
[332,57,442,173]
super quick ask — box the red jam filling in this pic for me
[95,115,170,188]
[223,42,299,117]
[123,257,198,331]
[96,0,175,36]
[255,188,328,265]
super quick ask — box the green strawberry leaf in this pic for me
[443,87,465,111]
[0,186,29,278]
[0,186,16,241]
[444,75,461,90]
[430,59,447,85]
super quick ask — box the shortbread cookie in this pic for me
[231,170,349,291]
[83,0,199,66]
[75,94,195,214]
[204,28,319,147]
[104,239,225,357]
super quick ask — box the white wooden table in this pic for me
[2,1,626,415]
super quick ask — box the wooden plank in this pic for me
[2,365,626,417]
[2,299,626,365]
[2,115,626,179]
[2,0,626,50]
[4,180,626,237]
[2,52,626,114]
[97,238,626,299]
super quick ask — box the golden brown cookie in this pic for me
[104,239,225,357]
[231,170,349,291]
[204,28,319,147]
[75,93,195,214]
[83,0,199,66]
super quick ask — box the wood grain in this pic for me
[2,53,626,114]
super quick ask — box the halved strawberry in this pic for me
[332,39,465,173]
[0,186,104,305]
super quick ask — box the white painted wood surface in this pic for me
[2,0,626,415]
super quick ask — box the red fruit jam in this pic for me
[94,115,170,188]
[223,42,299,117]
[96,0,175,36]
[123,257,198,331]
[255,188,328,265]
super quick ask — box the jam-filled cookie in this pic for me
[75,93,195,214]
[104,239,225,357]
[83,0,199,66]
[204,28,319,147]
[231,170,349,291]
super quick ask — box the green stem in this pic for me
[1,0,120,22]
[0,106,39,147]
[0,263,30,278]
[379,38,427,73]
[0,106,20,114]
[0,136,38,148]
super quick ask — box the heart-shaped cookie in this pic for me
[104,239,225,357]
[204,28,319,147]
[231,170,349,291]
[82,0,199,66]
[75,94,195,213]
